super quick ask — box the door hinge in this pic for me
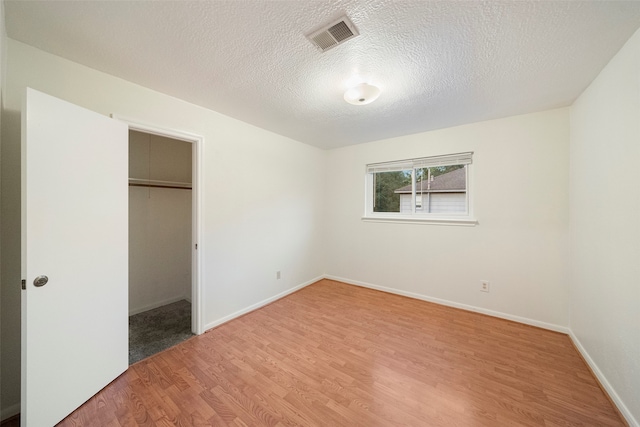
[21,279,26,290]
[195,243,198,250]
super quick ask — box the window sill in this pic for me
[361,216,478,226]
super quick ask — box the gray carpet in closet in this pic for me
[129,299,193,365]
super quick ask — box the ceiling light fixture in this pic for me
[344,83,381,105]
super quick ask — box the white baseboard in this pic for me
[568,331,638,427]
[1,403,20,422]
[323,275,570,334]
[129,295,189,316]
[203,275,323,331]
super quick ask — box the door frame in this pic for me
[112,114,205,335]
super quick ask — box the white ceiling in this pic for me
[5,1,640,150]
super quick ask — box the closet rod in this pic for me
[129,183,192,190]
[129,178,192,190]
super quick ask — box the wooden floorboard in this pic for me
[51,279,625,426]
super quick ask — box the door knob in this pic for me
[33,275,48,287]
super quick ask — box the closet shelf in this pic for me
[129,178,192,190]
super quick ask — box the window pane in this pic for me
[415,167,429,213]
[430,164,465,177]
[373,170,411,213]
[414,165,467,214]
[366,153,472,219]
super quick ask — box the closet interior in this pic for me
[128,130,193,365]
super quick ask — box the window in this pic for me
[364,152,475,225]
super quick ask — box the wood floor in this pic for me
[54,279,623,426]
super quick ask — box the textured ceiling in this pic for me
[5,1,640,149]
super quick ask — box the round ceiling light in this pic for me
[344,83,381,105]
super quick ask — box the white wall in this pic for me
[0,2,20,421]
[325,108,570,329]
[0,2,20,419]
[129,131,192,183]
[0,39,326,417]
[129,131,192,315]
[569,28,640,425]
[129,186,192,314]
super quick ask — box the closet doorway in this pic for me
[122,120,203,365]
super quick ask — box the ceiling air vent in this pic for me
[306,15,359,53]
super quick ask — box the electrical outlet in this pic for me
[276,271,281,280]
[480,280,490,292]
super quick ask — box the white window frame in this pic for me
[363,152,477,226]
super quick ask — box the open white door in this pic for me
[21,88,128,426]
